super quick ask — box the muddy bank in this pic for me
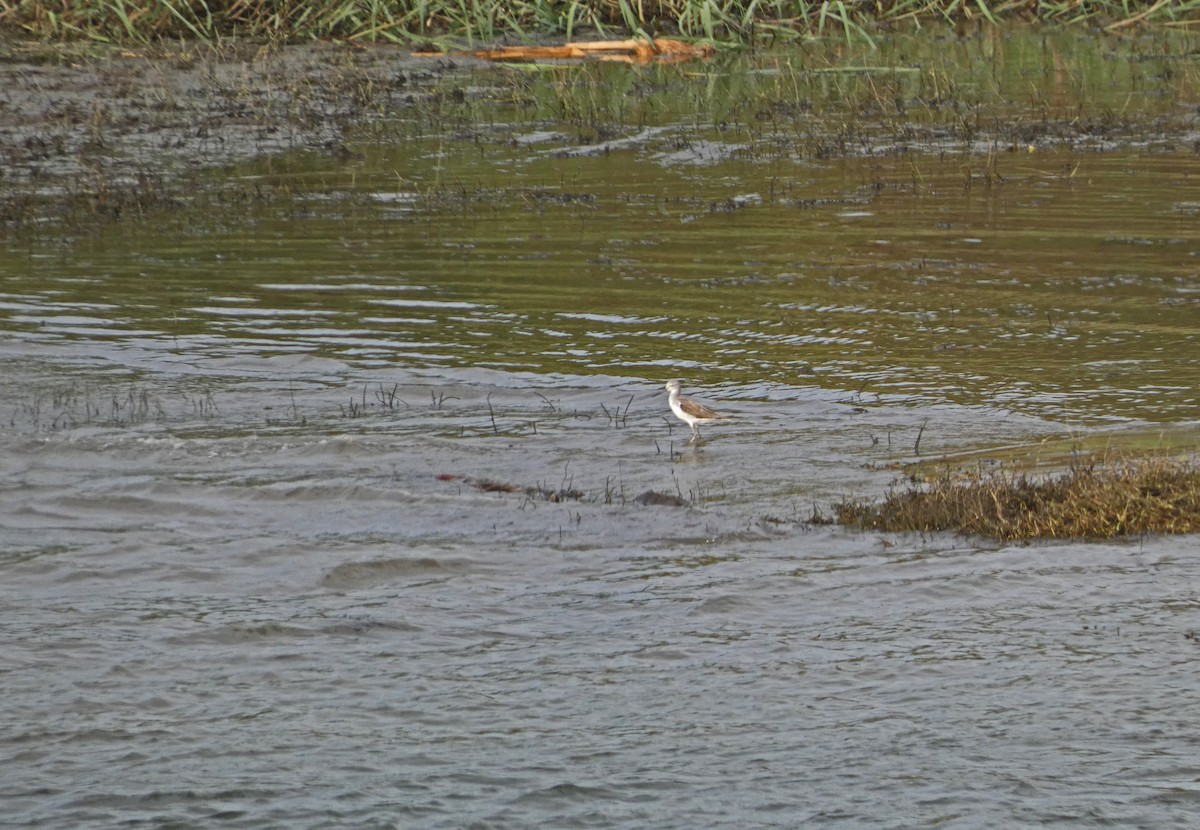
[3,29,1197,234]
[0,40,473,229]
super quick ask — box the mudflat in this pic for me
[0,41,465,226]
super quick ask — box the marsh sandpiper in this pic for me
[664,379,722,442]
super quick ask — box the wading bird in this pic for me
[664,379,722,442]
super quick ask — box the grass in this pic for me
[1,0,1196,47]
[835,452,1200,540]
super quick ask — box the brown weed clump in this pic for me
[837,455,1200,541]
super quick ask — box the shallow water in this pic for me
[3,28,1200,828]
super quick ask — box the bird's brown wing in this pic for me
[679,397,720,420]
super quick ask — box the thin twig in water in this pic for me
[430,389,458,408]
[487,392,498,434]
[375,383,407,410]
[914,417,929,456]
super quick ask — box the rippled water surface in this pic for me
[3,28,1200,828]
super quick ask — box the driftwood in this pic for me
[415,38,714,64]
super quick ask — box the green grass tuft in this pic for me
[1,1,1195,45]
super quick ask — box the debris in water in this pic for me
[634,490,688,507]
[415,38,714,65]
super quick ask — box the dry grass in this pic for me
[836,453,1200,541]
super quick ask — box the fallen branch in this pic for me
[415,38,715,64]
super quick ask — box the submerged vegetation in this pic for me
[1,0,1197,46]
[836,453,1200,540]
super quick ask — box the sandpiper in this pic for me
[664,379,722,442]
